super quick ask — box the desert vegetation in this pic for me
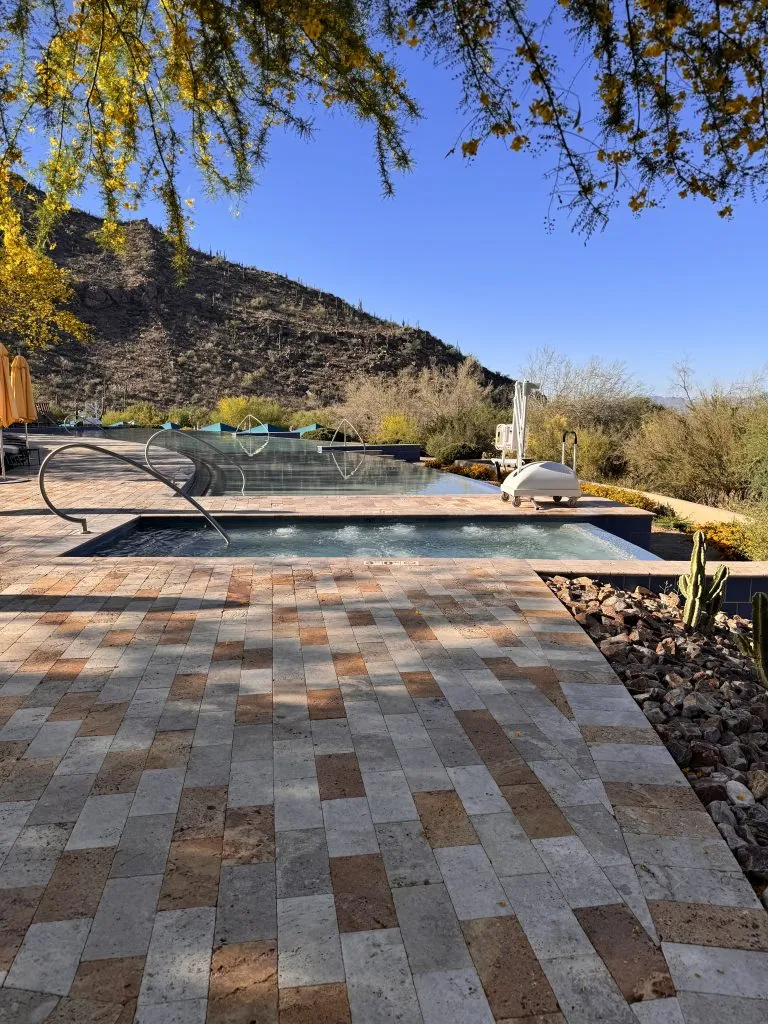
[93,349,768,558]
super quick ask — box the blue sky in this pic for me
[75,48,766,394]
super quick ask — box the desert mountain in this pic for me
[22,200,514,411]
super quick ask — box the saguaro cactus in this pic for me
[733,592,768,690]
[678,530,730,633]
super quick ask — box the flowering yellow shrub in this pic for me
[446,462,498,482]
[687,522,749,561]
[580,482,671,515]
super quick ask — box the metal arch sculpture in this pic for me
[328,418,367,482]
[234,415,270,459]
[38,442,230,546]
[145,427,247,497]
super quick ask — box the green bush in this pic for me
[166,404,211,428]
[580,482,672,514]
[300,427,337,440]
[215,395,289,428]
[102,402,163,427]
[375,412,421,445]
[448,462,498,481]
[429,440,485,465]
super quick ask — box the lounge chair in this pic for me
[3,433,41,467]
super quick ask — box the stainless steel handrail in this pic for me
[144,429,247,496]
[38,442,231,546]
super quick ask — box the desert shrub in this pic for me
[739,403,768,501]
[337,359,498,442]
[654,512,694,532]
[426,402,501,461]
[689,521,750,561]
[580,482,672,515]
[429,440,485,465]
[447,462,497,481]
[300,427,337,440]
[375,412,421,445]
[289,409,333,429]
[523,397,657,481]
[624,393,760,505]
[102,402,162,426]
[525,413,614,481]
[522,347,641,403]
[730,503,768,561]
[215,395,289,428]
[166,404,210,428]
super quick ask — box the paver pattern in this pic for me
[1,438,767,1023]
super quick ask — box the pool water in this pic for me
[121,429,500,496]
[70,516,660,560]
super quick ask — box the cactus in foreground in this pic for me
[678,530,730,633]
[733,592,768,690]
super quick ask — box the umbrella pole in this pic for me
[1,428,5,480]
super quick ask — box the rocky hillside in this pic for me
[22,199,513,409]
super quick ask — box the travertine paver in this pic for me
[1,443,768,1022]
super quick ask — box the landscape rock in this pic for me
[721,743,748,770]
[546,574,768,897]
[748,770,768,802]
[709,801,737,827]
[691,778,728,804]
[718,823,747,851]
[737,845,768,880]
[726,781,754,807]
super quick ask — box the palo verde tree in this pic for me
[2,0,768,298]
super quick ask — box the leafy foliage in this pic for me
[215,395,289,428]
[429,440,485,465]
[166,403,211,427]
[579,482,672,514]
[625,389,768,505]
[375,412,421,444]
[102,401,162,426]
[3,0,767,278]
[690,520,750,561]
[0,172,88,350]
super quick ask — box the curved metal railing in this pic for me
[38,442,231,546]
[144,428,247,497]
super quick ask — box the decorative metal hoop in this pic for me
[235,415,270,459]
[328,419,367,481]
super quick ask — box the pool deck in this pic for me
[1,437,768,1024]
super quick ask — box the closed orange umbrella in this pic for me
[0,343,18,480]
[11,355,36,436]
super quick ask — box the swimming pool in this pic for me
[69,516,660,560]
[125,429,500,496]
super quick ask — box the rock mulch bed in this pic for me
[546,575,768,901]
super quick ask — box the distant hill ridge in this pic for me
[20,197,514,409]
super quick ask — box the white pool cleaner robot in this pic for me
[497,381,582,509]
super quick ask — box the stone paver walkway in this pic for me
[2,557,768,1024]
[1,439,768,1023]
